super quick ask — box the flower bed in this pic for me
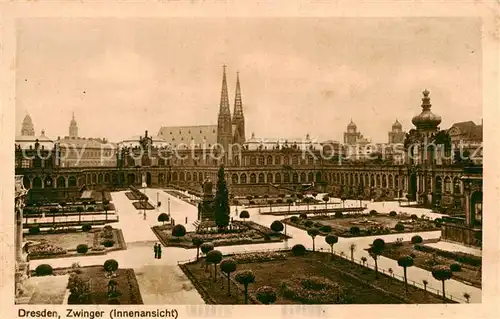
[132,201,155,210]
[151,221,285,248]
[229,251,288,264]
[125,192,142,200]
[27,227,126,260]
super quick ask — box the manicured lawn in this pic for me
[283,213,439,237]
[152,221,285,248]
[27,232,94,251]
[379,240,481,288]
[26,227,126,260]
[182,251,453,304]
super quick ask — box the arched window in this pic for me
[68,176,77,187]
[382,175,387,188]
[308,156,314,165]
[250,173,257,184]
[250,157,257,166]
[316,172,322,182]
[435,176,442,193]
[258,156,264,166]
[199,172,203,181]
[240,173,247,184]
[267,156,273,165]
[275,173,281,183]
[172,172,178,181]
[283,173,290,183]
[292,156,299,165]
[293,173,299,183]
[388,175,393,188]
[32,177,42,189]
[258,173,265,183]
[370,175,375,187]
[98,174,103,184]
[104,173,110,183]
[267,173,273,183]
[193,173,198,182]
[159,173,165,184]
[275,156,281,165]
[179,172,185,181]
[186,172,192,181]
[300,172,306,182]
[444,176,452,192]
[56,176,66,188]
[283,156,289,165]
[394,174,399,188]
[453,177,461,194]
[376,174,381,187]
[308,172,314,182]
[232,174,239,184]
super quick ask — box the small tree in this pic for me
[369,238,385,279]
[220,258,237,295]
[322,195,330,210]
[361,256,367,266]
[270,220,284,234]
[463,292,470,303]
[239,210,250,221]
[422,279,428,293]
[192,236,204,261]
[325,235,338,260]
[50,207,59,227]
[340,195,347,208]
[103,259,119,277]
[103,204,110,222]
[200,242,214,272]
[172,224,186,239]
[307,228,320,252]
[235,270,256,304]
[206,250,223,282]
[398,255,415,293]
[432,265,453,301]
[158,213,169,225]
[349,243,356,262]
[255,286,277,305]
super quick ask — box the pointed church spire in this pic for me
[219,64,231,115]
[233,71,243,120]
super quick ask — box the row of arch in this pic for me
[241,155,316,167]
[230,171,321,184]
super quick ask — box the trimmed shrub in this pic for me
[369,210,377,216]
[76,244,89,254]
[29,226,41,235]
[314,222,323,228]
[335,211,343,218]
[101,239,115,247]
[255,286,277,305]
[87,206,95,212]
[450,263,462,272]
[35,264,53,276]
[394,223,405,231]
[389,211,397,217]
[292,244,306,256]
[410,214,419,220]
[350,226,360,235]
[304,220,314,228]
[82,224,92,232]
[299,213,307,219]
[103,225,113,231]
[270,220,284,233]
[172,224,187,238]
[103,259,119,272]
[411,235,423,244]
[290,216,299,223]
[320,225,332,233]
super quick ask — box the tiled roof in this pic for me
[157,125,218,147]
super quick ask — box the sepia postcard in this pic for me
[1,1,499,319]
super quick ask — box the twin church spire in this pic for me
[217,65,246,154]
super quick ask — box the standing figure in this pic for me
[154,243,158,259]
[157,243,162,259]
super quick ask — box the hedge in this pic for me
[413,244,481,266]
[292,244,306,256]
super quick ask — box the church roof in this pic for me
[157,124,218,147]
[15,130,54,150]
[448,121,482,141]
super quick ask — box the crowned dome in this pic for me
[411,89,442,130]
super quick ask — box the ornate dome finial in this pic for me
[412,89,441,130]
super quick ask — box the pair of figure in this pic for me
[154,243,162,259]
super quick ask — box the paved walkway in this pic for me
[29,189,481,304]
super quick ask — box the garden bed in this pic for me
[181,250,454,304]
[42,265,143,304]
[132,201,155,210]
[379,240,481,288]
[152,221,286,249]
[283,213,439,238]
[27,227,126,260]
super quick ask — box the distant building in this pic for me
[69,112,78,138]
[20,114,35,136]
[388,119,405,144]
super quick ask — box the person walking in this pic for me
[157,243,162,259]
[154,243,158,259]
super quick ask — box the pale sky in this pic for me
[15,17,482,143]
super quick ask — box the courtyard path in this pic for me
[29,189,481,304]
